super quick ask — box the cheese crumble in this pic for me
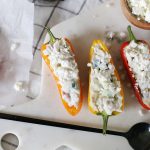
[88,45,123,115]
[43,38,80,108]
[127,0,150,23]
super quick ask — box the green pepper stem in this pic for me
[45,26,57,44]
[102,112,109,135]
[127,25,137,42]
[39,25,57,44]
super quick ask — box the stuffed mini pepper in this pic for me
[121,26,150,109]
[41,27,82,116]
[88,40,124,134]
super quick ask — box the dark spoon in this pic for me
[118,122,150,150]
[0,113,149,150]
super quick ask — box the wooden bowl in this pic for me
[120,0,150,30]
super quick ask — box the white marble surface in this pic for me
[0,119,132,150]
[0,1,150,150]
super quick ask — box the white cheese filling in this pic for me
[127,0,150,23]
[88,45,122,115]
[43,38,80,108]
[124,40,150,106]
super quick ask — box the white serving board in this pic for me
[0,1,150,149]
[0,119,132,150]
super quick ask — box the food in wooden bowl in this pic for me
[120,0,150,30]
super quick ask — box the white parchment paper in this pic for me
[0,0,34,107]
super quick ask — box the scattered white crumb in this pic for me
[14,81,26,92]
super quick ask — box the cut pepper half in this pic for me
[120,26,150,110]
[88,40,124,134]
[41,27,83,116]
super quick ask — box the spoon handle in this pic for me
[0,113,126,137]
[106,129,126,137]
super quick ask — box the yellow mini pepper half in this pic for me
[88,40,124,134]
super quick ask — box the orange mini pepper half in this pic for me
[41,27,82,116]
[88,40,124,134]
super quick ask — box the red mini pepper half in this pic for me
[120,26,150,110]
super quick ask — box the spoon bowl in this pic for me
[126,123,150,150]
